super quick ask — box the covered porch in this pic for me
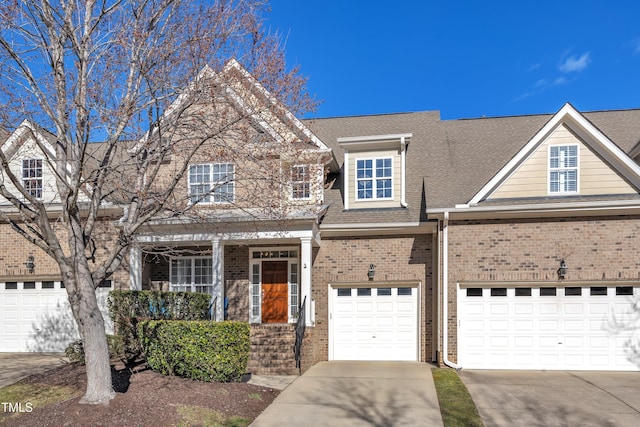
[128,220,320,328]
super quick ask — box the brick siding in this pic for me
[311,234,434,364]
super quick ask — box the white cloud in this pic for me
[558,52,591,73]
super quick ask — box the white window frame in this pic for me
[188,163,235,204]
[169,256,214,295]
[548,144,579,195]
[355,157,393,201]
[290,165,312,200]
[22,158,43,199]
[248,247,300,324]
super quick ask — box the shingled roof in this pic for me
[307,108,640,225]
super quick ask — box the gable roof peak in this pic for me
[467,103,640,205]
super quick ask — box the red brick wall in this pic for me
[311,234,434,364]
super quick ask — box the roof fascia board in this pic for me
[468,103,640,205]
[337,133,413,150]
[2,121,57,160]
[427,199,640,220]
[223,59,331,152]
[320,221,435,236]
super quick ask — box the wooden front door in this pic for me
[261,261,289,323]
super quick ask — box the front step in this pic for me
[248,324,298,375]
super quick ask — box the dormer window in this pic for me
[22,158,42,199]
[356,158,392,200]
[549,145,578,194]
[338,133,411,210]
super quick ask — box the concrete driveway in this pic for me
[460,370,640,427]
[0,353,68,388]
[250,361,443,426]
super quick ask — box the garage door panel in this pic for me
[490,304,508,315]
[460,285,640,370]
[1,282,112,352]
[331,285,418,361]
[564,303,584,314]
[564,320,584,331]
[466,303,485,315]
[514,336,534,347]
[589,303,609,314]
[490,320,508,331]
[490,336,509,347]
[515,320,533,331]
[514,303,534,314]
[539,304,558,314]
[539,320,559,330]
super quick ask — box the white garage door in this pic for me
[459,285,640,370]
[0,280,113,352]
[330,285,418,361]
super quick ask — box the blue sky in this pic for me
[264,1,640,120]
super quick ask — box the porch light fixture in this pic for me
[557,259,567,280]
[368,263,376,281]
[25,255,35,274]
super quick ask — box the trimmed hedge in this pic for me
[108,290,212,361]
[138,320,250,382]
[65,334,124,364]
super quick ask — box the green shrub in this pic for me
[138,320,250,382]
[108,290,212,361]
[64,334,124,364]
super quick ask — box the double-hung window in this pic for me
[549,145,578,194]
[170,257,213,294]
[22,158,43,199]
[291,165,311,200]
[189,163,234,203]
[356,158,392,200]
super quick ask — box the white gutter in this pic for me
[428,198,640,216]
[441,211,461,370]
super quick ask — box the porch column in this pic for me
[300,236,313,325]
[129,245,142,290]
[212,237,224,321]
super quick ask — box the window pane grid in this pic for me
[189,163,234,203]
[22,159,43,199]
[549,145,578,194]
[291,165,311,199]
[290,263,299,317]
[356,157,392,200]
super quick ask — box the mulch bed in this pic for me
[1,362,279,426]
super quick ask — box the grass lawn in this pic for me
[432,368,484,427]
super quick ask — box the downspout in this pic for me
[442,211,462,370]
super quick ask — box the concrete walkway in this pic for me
[460,370,640,427]
[0,353,68,388]
[250,361,443,427]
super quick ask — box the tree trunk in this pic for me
[68,269,115,405]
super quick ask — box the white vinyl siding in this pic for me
[489,124,636,199]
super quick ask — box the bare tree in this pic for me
[0,0,316,404]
